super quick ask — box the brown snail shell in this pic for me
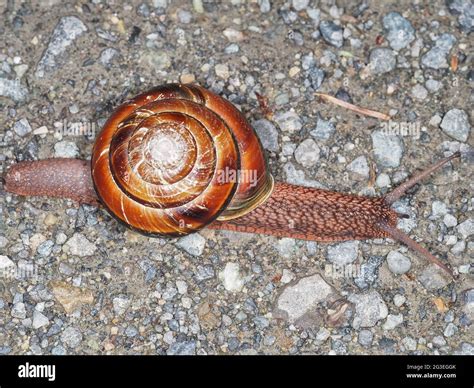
[91,83,274,236]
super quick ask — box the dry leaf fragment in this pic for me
[50,281,94,314]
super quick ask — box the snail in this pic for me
[4,83,462,277]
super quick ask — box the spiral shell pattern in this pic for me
[92,84,273,236]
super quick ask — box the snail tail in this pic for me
[4,159,99,205]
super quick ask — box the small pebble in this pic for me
[440,109,471,142]
[13,118,32,137]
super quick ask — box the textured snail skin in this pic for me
[209,183,398,242]
[4,159,99,206]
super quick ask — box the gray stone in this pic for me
[319,21,343,48]
[175,280,188,294]
[327,241,359,266]
[457,219,473,239]
[443,214,458,228]
[371,130,404,168]
[292,0,309,11]
[411,84,428,100]
[454,343,474,355]
[162,285,177,300]
[61,327,83,348]
[284,162,324,188]
[383,12,415,50]
[421,34,456,69]
[274,111,303,133]
[258,0,271,13]
[227,337,240,351]
[37,240,54,256]
[153,0,168,9]
[307,66,325,90]
[446,0,474,32]
[402,336,417,351]
[358,329,374,347]
[177,9,192,24]
[307,8,320,23]
[418,264,450,290]
[11,302,27,319]
[294,138,320,168]
[215,64,229,79]
[13,118,32,137]
[280,269,295,284]
[125,325,138,337]
[195,265,215,281]
[349,290,388,329]
[463,290,474,322]
[0,255,15,278]
[354,255,384,289]
[224,43,239,54]
[176,233,206,256]
[387,251,412,274]
[310,117,335,140]
[332,339,347,354]
[51,345,67,355]
[0,346,12,355]
[274,273,337,327]
[383,313,403,330]
[369,48,396,74]
[143,50,171,70]
[301,53,316,70]
[432,335,447,347]
[451,241,466,254]
[54,141,79,158]
[315,327,330,343]
[0,236,8,249]
[167,340,196,355]
[65,233,96,257]
[392,200,417,233]
[32,310,49,329]
[277,94,290,106]
[394,294,406,307]
[113,296,130,316]
[376,173,391,188]
[440,109,471,142]
[218,262,244,292]
[252,119,279,152]
[36,16,88,77]
[346,156,370,178]
[275,238,297,258]
[425,79,442,92]
[222,28,244,42]
[443,322,457,337]
[431,201,449,218]
[98,48,119,68]
[0,78,28,102]
[253,316,269,329]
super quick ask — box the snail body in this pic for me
[4,84,461,276]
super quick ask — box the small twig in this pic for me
[315,92,391,121]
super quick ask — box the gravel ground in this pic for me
[0,0,473,355]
